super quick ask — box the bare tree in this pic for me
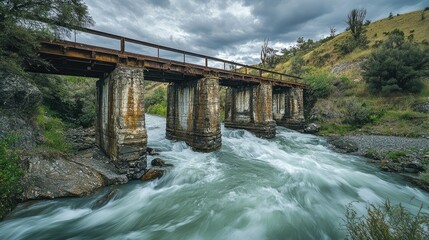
[330,26,336,37]
[260,38,277,67]
[346,8,366,40]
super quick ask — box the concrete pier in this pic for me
[166,76,221,152]
[273,87,305,130]
[224,82,276,138]
[95,66,147,179]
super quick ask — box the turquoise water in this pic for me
[1,115,428,240]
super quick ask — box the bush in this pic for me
[0,135,23,220]
[36,105,70,152]
[338,35,369,55]
[303,68,333,99]
[342,98,372,126]
[345,200,429,240]
[33,75,96,128]
[363,30,429,95]
[145,87,167,116]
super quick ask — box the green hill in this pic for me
[270,9,429,137]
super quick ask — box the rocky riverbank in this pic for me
[327,134,429,191]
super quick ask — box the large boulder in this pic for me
[328,137,359,153]
[304,123,321,134]
[0,73,43,149]
[0,73,42,112]
[21,156,106,200]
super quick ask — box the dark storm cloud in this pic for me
[84,0,428,64]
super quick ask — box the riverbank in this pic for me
[327,134,429,191]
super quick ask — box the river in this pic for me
[1,115,428,239]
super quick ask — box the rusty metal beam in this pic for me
[33,29,308,88]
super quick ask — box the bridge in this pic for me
[31,27,307,179]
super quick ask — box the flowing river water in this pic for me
[1,115,428,239]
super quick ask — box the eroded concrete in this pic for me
[225,82,276,138]
[273,87,305,129]
[166,76,221,152]
[96,66,147,179]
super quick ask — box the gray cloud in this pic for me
[83,0,428,64]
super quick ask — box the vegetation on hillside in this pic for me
[0,135,22,220]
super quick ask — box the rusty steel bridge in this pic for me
[33,27,305,88]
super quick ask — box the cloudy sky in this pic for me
[81,0,427,65]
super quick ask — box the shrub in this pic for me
[303,68,333,99]
[290,54,306,76]
[36,105,70,152]
[34,75,96,128]
[0,135,23,220]
[363,30,429,95]
[386,150,407,161]
[342,98,372,126]
[145,87,167,116]
[345,200,429,240]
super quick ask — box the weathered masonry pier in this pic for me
[166,76,221,152]
[32,27,307,178]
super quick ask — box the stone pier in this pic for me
[272,87,305,130]
[224,82,276,138]
[166,76,221,152]
[95,66,147,179]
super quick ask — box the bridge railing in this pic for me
[66,27,302,84]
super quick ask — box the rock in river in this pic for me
[141,168,166,181]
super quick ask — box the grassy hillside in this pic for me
[271,9,429,137]
[275,10,428,73]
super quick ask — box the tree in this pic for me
[330,26,336,37]
[339,8,369,55]
[260,38,278,68]
[0,0,93,76]
[363,29,429,95]
[346,8,366,41]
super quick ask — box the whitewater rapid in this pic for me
[1,115,428,239]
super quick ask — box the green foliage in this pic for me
[319,123,355,135]
[345,200,429,240]
[34,75,96,127]
[36,105,70,152]
[337,35,369,55]
[342,98,372,126]
[386,150,407,161]
[290,54,305,76]
[303,68,333,99]
[145,87,167,117]
[0,0,93,76]
[0,135,23,220]
[281,37,323,63]
[363,29,429,95]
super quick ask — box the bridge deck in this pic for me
[32,28,306,88]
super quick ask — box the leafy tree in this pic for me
[363,29,429,95]
[0,0,93,76]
